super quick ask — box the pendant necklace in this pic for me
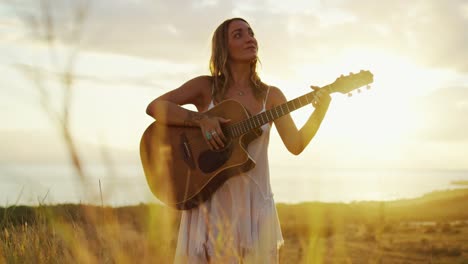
[232,84,248,96]
[235,87,247,96]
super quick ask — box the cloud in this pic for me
[414,86,468,141]
[5,0,466,75]
[70,0,236,62]
[333,0,468,73]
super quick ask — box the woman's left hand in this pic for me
[310,85,331,109]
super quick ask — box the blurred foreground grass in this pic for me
[2,188,468,263]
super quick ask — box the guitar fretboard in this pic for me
[225,85,331,138]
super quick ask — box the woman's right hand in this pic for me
[198,116,231,150]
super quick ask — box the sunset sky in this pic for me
[1,0,467,205]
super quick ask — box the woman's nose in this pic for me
[246,35,255,43]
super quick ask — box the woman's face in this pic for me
[227,20,258,63]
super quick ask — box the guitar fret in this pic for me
[231,92,320,138]
[289,101,295,111]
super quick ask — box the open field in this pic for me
[2,188,468,263]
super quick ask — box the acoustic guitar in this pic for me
[140,70,373,209]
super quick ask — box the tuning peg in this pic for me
[349,72,354,75]
[366,85,371,90]
[347,93,353,97]
[357,89,361,93]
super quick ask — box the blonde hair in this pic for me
[209,18,267,103]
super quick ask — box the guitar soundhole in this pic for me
[198,144,233,173]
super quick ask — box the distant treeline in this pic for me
[2,188,468,229]
[277,188,468,225]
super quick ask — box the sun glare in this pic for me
[264,48,462,170]
[291,49,452,144]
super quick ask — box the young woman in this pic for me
[146,17,331,263]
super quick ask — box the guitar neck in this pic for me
[225,85,332,138]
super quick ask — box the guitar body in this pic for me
[140,100,262,210]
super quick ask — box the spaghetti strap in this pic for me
[210,80,217,106]
[263,86,271,108]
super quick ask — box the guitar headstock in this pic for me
[326,70,374,96]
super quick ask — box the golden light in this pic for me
[291,48,453,144]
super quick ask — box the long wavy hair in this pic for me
[209,18,268,103]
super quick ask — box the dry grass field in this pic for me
[2,188,468,263]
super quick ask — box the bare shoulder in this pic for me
[181,75,212,93]
[266,85,287,108]
[167,75,212,106]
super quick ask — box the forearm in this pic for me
[298,105,329,151]
[146,100,206,127]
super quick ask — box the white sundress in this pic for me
[174,94,284,264]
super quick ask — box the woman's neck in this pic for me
[229,62,251,87]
